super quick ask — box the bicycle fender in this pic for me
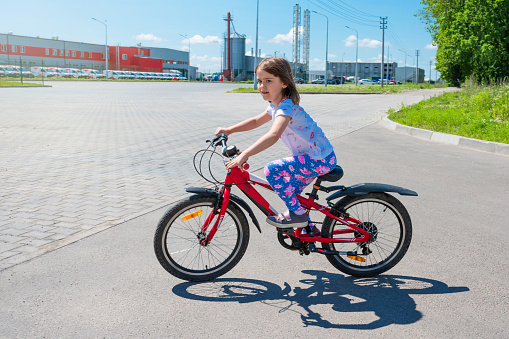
[326,183,418,201]
[184,187,262,233]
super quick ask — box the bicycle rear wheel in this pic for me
[154,195,249,282]
[321,192,412,277]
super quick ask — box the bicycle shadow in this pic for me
[172,270,469,330]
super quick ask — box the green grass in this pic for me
[0,79,43,87]
[231,82,448,94]
[388,80,509,144]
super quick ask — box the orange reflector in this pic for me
[347,255,366,262]
[181,210,203,221]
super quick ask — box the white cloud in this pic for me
[134,33,163,42]
[268,27,303,44]
[425,43,437,49]
[184,35,221,44]
[344,35,382,48]
[192,55,220,62]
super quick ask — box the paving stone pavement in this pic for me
[0,82,457,270]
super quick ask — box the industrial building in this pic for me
[0,32,197,79]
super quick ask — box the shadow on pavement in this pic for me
[173,270,469,330]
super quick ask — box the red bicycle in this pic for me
[154,134,417,282]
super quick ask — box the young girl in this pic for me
[215,57,336,228]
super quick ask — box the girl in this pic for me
[215,57,336,228]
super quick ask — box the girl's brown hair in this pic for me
[255,57,300,105]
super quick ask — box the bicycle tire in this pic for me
[321,192,412,277]
[154,195,250,282]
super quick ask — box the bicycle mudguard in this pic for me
[326,183,418,202]
[185,187,262,233]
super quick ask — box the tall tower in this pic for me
[293,4,301,73]
[303,9,310,80]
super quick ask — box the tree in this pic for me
[420,0,509,86]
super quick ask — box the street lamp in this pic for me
[180,34,191,80]
[92,18,108,71]
[312,11,328,87]
[213,40,222,75]
[254,0,259,90]
[398,49,407,84]
[345,25,358,86]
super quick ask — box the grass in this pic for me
[231,82,448,94]
[0,79,44,87]
[388,80,509,144]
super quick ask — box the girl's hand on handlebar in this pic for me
[215,127,229,136]
[226,154,248,170]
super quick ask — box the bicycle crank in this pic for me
[308,243,363,261]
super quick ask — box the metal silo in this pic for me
[224,33,245,79]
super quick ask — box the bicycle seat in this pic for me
[317,165,344,182]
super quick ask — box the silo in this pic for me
[224,33,245,78]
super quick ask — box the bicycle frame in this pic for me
[200,166,371,245]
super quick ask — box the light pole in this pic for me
[312,11,328,87]
[92,18,108,71]
[398,49,407,84]
[180,34,191,80]
[345,25,358,86]
[213,40,222,76]
[254,0,260,90]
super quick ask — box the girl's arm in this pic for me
[226,114,291,170]
[216,111,272,136]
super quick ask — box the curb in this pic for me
[380,117,509,156]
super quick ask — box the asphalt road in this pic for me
[0,83,507,338]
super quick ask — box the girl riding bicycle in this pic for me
[216,57,337,228]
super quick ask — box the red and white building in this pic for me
[0,33,196,79]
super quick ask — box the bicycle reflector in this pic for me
[347,254,366,262]
[181,210,203,221]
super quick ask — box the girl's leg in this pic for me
[264,152,336,212]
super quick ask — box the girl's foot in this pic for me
[266,210,308,228]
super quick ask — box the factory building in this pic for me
[0,33,195,79]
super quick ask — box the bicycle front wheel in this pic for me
[154,195,249,282]
[321,192,412,277]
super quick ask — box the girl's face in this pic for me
[256,69,287,106]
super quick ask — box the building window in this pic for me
[20,46,26,53]
[53,49,57,56]
[65,50,69,56]
[122,54,127,60]
[12,45,17,53]
[1,44,7,52]
[80,51,84,58]
[59,50,64,56]
[46,48,49,55]
[101,53,105,59]
[88,52,92,58]
[72,51,76,57]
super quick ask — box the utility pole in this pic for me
[415,49,420,84]
[380,17,387,87]
[429,60,432,84]
[224,12,232,81]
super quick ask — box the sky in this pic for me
[2,1,439,79]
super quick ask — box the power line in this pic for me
[307,0,378,27]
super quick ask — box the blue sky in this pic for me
[3,1,439,79]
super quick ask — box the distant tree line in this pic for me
[419,0,509,86]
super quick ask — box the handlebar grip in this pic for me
[242,163,250,170]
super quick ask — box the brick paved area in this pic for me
[0,82,455,269]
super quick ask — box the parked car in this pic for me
[293,77,304,84]
[1,66,20,77]
[359,79,376,85]
[311,78,325,84]
[327,78,342,85]
[0,66,6,77]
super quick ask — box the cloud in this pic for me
[192,55,220,62]
[184,35,221,44]
[425,43,437,49]
[268,27,303,44]
[134,33,163,42]
[344,35,382,48]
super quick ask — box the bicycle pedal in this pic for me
[276,227,293,233]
